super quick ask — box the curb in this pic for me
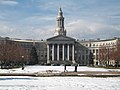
[0,73,120,77]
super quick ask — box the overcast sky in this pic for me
[0,0,120,40]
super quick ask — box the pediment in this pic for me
[47,35,75,41]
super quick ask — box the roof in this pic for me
[47,35,75,41]
[11,39,46,43]
[80,38,120,43]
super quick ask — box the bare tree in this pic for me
[0,41,29,69]
[98,46,112,67]
[110,41,120,67]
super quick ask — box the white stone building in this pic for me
[80,38,120,66]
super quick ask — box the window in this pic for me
[82,50,84,54]
[93,55,95,59]
[90,50,91,53]
[86,50,88,54]
[89,44,91,47]
[45,55,47,57]
[96,49,98,53]
[82,55,84,60]
[96,55,98,60]
[86,55,88,60]
[93,49,95,53]
[41,55,43,57]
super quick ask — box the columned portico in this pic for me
[47,43,75,64]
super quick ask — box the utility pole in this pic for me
[21,56,24,70]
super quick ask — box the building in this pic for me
[11,39,47,65]
[80,38,120,66]
[47,7,76,64]
[10,7,90,66]
[46,7,90,65]
[0,7,119,66]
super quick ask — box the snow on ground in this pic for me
[0,66,120,74]
[0,66,120,90]
[0,76,120,90]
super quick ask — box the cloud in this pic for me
[0,0,18,6]
[37,1,58,10]
[0,21,16,37]
[23,15,55,23]
[0,20,55,40]
[0,0,119,40]
[0,15,5,20]
[108,15,120,19]
[0,18,119,40]
[13,25,55,40]
[66,20,120,40]
[0,12,9,20]
[33,26,54,39]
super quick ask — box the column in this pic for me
[95,49,96,60]
[52,44,54,61]
[62,44,64,61]
[47,44,50,63]
[57,44,59,61]
[67,44,69,60]
[95,49,97,65]
[98,49,100,65]
[72,44,75,63]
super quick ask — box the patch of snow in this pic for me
[78,74,86,75]
[0,76,120,90]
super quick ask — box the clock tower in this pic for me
[54,7,66,36]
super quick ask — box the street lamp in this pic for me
[21,56,24,70]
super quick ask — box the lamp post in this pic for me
[21,56,24,70]
[74,64,78,72]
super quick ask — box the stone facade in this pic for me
[12,39,47,64]
[47,35,76,64]
[80,38,120,66]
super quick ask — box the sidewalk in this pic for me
[0,71,120,77]
[60,71,120,77]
